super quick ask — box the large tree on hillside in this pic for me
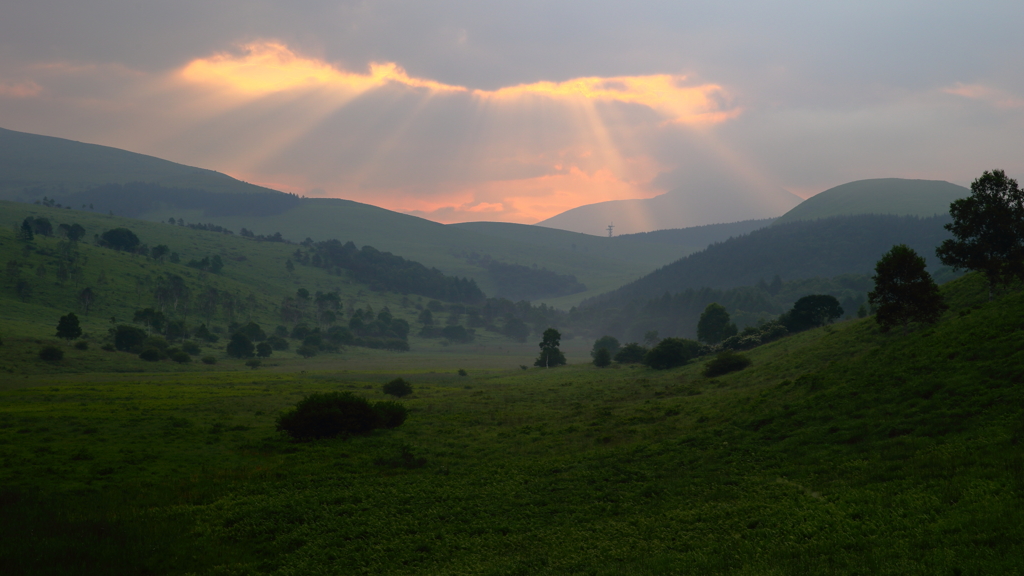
[697,303,738,345]
[100,227,140,252]
[55,312,82,342]
[869,244,947,334]
[936,169,1024,299]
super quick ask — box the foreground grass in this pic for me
[1,274,1022,575]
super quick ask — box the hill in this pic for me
[0,127,285,199]
[2,271,1021,574]
[583,213,955,310]
[535,175,801,235]
[774,178,969,224]
[0,127,705,306]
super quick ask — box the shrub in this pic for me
[297,344,318,358]
[383,378,413,397]
[373,401,409,429]
[703,350,753,377]
[101,343,115,352]
[226,333,255,358]
[457,368,468,376]
[170,350,192,364]
[112,325,147,352]
[614,343,648,364]
[201,355,217,365]
[256,342,273,358]
[39,346,64,362]
[245,359,261,370]
[644,337,702,370]
[277,392,382,440]
[181,340,202,355]
[593,348,611,367]
[74,341,89,351]
[591,335,621,359]
[138,348,161,362]
[267,335,289,351]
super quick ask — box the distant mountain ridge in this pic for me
[774,178,969,224]
[535,175,802,235]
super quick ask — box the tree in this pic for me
[643,337,701,370]
[256,342,273,358]
[151,245,170,262]
[591,335,621,359]
[614,343,648,364]
[226,333,255,358]
[55,312,82,342]
[697,303,738,345]
[534,328,566,368]
[781,295,844,333]
[112,325,147,352]
[593,348,611,367]
[78,287,95,315]
[17,219,34,241]
[869,244,947,334]
[383,378,413,397]
[100,228,140,252]
[936,169,1024,299]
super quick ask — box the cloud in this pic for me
[0,78,41,98]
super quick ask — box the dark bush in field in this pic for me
[201,355,217,365]
[614,343,648,364]
[39,346,64,362]
[267,335,289,351]
[256,342,273,358]
[703,350,753,377]
[644,337,702,370]
[383,378,413,397]
[169,350,192,364]
[74,341,89,351]
[277,392,382,440]
[226,333,255,358]
[245,359,261,369]
[181,341,201,355]
[138,348,161,361]
[297,344,318,358]
[112,325,147,352]
[373,401,408,429]
[593,348,611,367]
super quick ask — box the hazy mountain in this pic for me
[535,175,802,235]
[774,178,969,224]
[582,213,954,308]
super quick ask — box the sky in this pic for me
[1,1,1022,225]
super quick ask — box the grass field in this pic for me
[2,271,1021,575]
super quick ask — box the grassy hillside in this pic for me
[585,214,955,309]
[1,272,1020,574]
[0,127,281,198]
[0,201,587,372]
[775,178,969,224]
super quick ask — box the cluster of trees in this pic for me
[293,239,484,304]
[166,218,235,235]
[463,252,586,301]
[239,228,288,243]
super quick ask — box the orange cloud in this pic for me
[0,79,42,98]
[180,41,466,96]
[476,75,739,125]
[943,82,1024,109]
[177,41,738,125]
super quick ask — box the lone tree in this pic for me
[697,303,738,345]
[936,169,1024,299]
[869,244,947,334]
[100,228,140,252]
[591,335,620,359]
[55,312,82,342]
[534,328,566,368]
[226,332,255,358]
[781,295,844,333]
[592,347,611,367]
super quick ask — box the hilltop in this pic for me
[774,178,969,224]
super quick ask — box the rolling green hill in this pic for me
[0,127,282,198]
[1,271,1020,574]
[774,178,969,224]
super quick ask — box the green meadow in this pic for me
[2,269,1022,575]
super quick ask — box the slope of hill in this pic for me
[535,176,801,235]
[3,271,1021,574]
[774,178,969,224]
[0,127,285,199]
[613,218,775,246]
[583,213,955,310]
